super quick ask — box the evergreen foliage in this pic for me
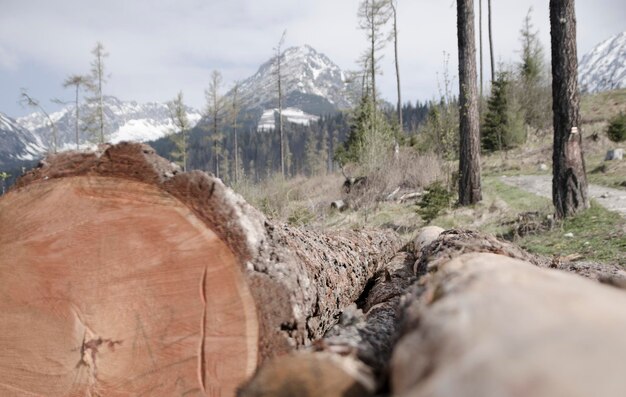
[417,181,453,223]
[482,71,526,152]
[607,112,626,142]
[167,91,191,171]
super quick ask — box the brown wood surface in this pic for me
[0,142,403,396]
[0,176,256,397]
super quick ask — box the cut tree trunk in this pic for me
[549,0,589,218]
[0,142,403,397]
[238,252,416,397]
[391,252,626,397]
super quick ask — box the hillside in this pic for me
[579,31,626,93]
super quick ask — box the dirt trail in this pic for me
[500,174,626,217]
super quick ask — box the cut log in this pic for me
[391,252,626,397]
[0,143,403,397]
[414,229,626,282]
[238,251,416,397]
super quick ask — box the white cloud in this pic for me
[0,0,624,116]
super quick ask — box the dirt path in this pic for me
[500,174,626,217]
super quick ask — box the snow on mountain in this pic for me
[0,112,46,165]
[579,31,626,93]
[16,96,202,151]
[232,45,353,116]
[257,107,320,132]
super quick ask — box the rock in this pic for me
[605,148,624,161]
[412,226,445,256]
[330,200,348,211]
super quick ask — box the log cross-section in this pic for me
[0,142,403,397]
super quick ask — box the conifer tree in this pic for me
[457,0,482,205]
[86,42,108,144]
[206,70,224,178]
[167,91,191,172]
[63,74,89,149]
[550,0,589,218]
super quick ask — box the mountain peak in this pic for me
[579,31,626,93]
[232,44,352,115]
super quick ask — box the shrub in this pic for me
[417,181,453,223]
[607,113,626,142]
[482,71,526,152]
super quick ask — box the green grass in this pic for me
[518,202,626,266]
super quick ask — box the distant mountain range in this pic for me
[0,45,352,170]
[231,44,353,120]
[579,31,626,93]
[0,112,46,166]
[16,96,203,152]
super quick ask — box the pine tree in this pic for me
[517,8,550,130]
[167,91,191,172]
[19,90,58,153]
[457,0,482,205]
[205,70,224,178]
[86,42,108,144]
[482,71,525,152]
[550,0,589,218]
[62,74,89,149]
[358,0,392,105]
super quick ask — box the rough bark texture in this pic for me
[457,0,482,205]
[0,142,403,397]
[414,229,626,283]
[392,252,626,397]
[487,0,495,82]
[238,251,416,397]
[550,0,589,218]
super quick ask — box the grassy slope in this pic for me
[233,89,626,267]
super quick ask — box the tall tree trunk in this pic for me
[488,0,495,83]
[2,143,403,397]
[479,0,484,98]
[75,85,80,150]
[549,0,589,218]
[391,0,402,129]
[457,0,482,205]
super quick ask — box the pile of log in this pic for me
[2,142,626,397]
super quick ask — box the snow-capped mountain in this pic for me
[17,96,202,151]
[232,45,353,117]
[257,107,320,132]
[579,31,626,93]
[0,112,46,166]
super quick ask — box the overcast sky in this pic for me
[1,0,624,117]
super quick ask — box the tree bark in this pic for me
[391,251,626,397]
[238,251,416,397]
[0,143,403,397]
[549,0,589,218]
[457,0,482,205]
[391,0,403,129]
[488,0,495,82]
[479,0,484,98]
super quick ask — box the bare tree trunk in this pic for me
[488,0,495,83]
[457,0,482,205]
[75,85,80,149]
[2,143,403,397]
[479,0,484,97]
[549,0,589,218]
[275,31,286,178]
[391,0,402,129]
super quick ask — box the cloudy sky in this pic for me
[1,0,624,117]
